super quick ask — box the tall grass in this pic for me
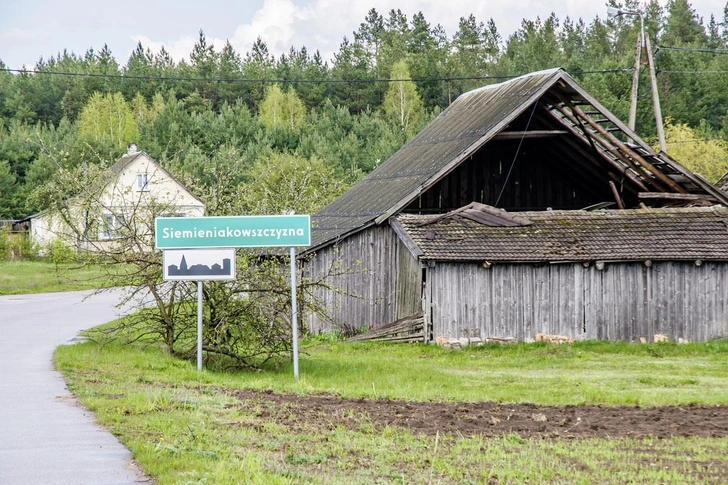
[0,260,111,295]
[55,338,728,484]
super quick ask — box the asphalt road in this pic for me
[0,289,150,484]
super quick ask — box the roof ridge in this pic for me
[458,68,564,99]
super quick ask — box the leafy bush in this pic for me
[45,238,76,265]
[0,227,33,260]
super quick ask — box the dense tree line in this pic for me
[2,0,728,219]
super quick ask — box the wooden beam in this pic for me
[389,217,424,259]
[609,181,625,209]
[638,192,719,202]
[546,100,649,182]
[645,35,667,152]
[541,107,649,192]
[553,93,687,193]
[493,130,568,139]
[533,110,628,187]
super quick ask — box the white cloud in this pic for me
[232,0,301,47]
[229,0,355,61]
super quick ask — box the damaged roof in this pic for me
[311,68,728,251]
[718,172,728,193]
[394,203,728,263]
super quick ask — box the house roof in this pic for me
[109,149,205,207]
[394,203,728,263]
[22,149,204,221]
[310,68,728,251]
[109,150,144,175]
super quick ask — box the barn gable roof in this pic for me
[311,68,728,251]
[394,203,728,263]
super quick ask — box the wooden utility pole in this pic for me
[608,7,667,153]
[627,31,642,137]
[644,34,666,152]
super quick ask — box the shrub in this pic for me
[0,227,33,260]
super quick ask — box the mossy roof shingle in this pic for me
[396,204,728,262]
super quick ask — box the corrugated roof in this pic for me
[312,69,561,249]
[396,205,728,263]
[310,68,728,251]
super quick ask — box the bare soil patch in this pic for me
[227,389,728,439]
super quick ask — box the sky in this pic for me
[0,0,725,69]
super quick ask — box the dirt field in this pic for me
[228,389,728,439]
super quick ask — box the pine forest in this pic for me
[2,0,728,219]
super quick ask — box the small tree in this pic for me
[237,152,348,215]
[383,60,424,136]
[32,161,196,351]
[31,151,338,369]
[78,92,139,150]
[0,160,18,218]
[0,226,33,260]
[258,84,307,130]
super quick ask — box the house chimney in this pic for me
[127,143,138,155]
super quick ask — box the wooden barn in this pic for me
[304,68,728,343]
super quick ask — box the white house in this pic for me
[29,144,205,250]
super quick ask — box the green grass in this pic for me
[0,260,111,294]
[55,337,728,484]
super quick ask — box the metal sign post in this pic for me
[156,215,311,377]
[290,247,299,378]
[197,281,203,371]
[163,248,236,371]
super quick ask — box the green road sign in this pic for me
[155,215,310,249]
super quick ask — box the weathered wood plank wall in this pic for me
[403,141,614,213]
[305,225,421,334]
[395,242,422,320]
[426,261,728,342]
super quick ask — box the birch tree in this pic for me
[383,60,424,136]
[258,84,306,130]
[78,92,139,150]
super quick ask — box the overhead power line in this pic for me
[657,45,728,55]
[0,67,632,84]
[659,70,728,74]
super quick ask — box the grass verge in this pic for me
[55,337,728,484]
[0,260,111,295]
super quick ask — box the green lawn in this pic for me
[55,337,728,484]
[0,260,111,295]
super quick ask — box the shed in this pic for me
[395,203,728,342]
[304,68,728,342]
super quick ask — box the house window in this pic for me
[136,173,149,191]
[100,214,125,240]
